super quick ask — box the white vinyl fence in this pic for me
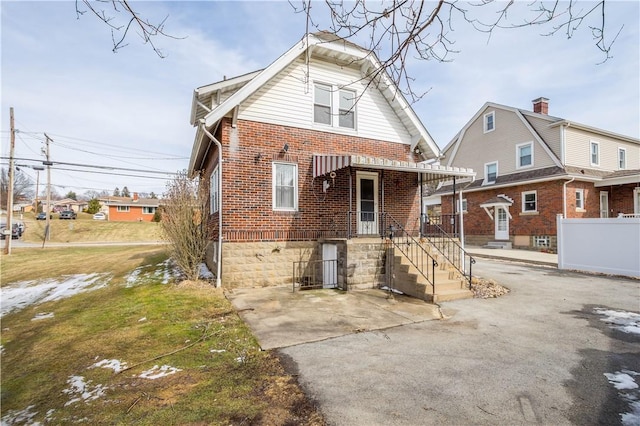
[557,215,640,278]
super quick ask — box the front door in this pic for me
[495,206,509,240]
[600,191,609,218]
[356,171,378,235]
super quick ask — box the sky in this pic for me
[1,1,638,199]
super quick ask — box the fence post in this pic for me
[556,214,564,270]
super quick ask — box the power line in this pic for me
[0,156,177,175]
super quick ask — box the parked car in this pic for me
[93,212,106,220]
[0,222,21,239]
[59,210,77,220]
[36,212,52,220]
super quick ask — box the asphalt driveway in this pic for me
[273,259,640,425]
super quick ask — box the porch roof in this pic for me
[312,154,475,183]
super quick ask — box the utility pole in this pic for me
[44,133,52,242]
[4,108,16,255]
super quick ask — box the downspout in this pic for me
[563,177,575,219]
[199,120,223,288]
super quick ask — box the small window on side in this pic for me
[484,111,495,133]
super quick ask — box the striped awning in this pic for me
[312,154,475,182]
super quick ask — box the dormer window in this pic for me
[484,111,495,133]
[517,142,533,169]
[314,83,356,130]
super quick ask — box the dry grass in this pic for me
[0,246,325,425]
[18,212,163,244]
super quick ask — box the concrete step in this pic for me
[431,288,474,303]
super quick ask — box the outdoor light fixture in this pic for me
[254,153,263,163]
[282,143,289,153]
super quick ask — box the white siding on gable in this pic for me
[564,127,640,170]
[237,58,412,145]
[448,107,556,180]
[523,114,562,160]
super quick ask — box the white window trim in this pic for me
[590,141,600,166]
[210,165,219,214]
[575,189,585,211]
[618,147,627,170]
[456,198,468,213]
[521,190,538,213]
[634,188,640,215]
[313,82,357,131]
[272,162,298,212]
[516,141,534,169]
[483,111,495,133]
[483,161,498,185]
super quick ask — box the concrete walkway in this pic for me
[466,245,557,267]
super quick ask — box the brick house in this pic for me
[99,193,159,222]
[188,32,476,300]
[434,97,640,251]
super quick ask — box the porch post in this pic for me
[452,176,457,236]
[420,173,424,237]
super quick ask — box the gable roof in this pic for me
[189,31,441,174]
[99,196,160,207]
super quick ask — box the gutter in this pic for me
[198,120,223,288]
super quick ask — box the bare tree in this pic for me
[75,0,182,57]
[1,168,34,210]
[294,0,623,102]
[160,170,210,282]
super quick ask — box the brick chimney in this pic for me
[532,97,549,114]
[133,192,139,201]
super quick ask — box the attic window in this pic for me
[313,83,356,130]
[484,111,495,133]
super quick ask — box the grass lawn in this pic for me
[0,246,324,425]
[18,212,163,244]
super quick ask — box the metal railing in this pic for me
[382,213,438,295]
[422,214,458,237]
[420,216,475,289]
[292,259,339,292]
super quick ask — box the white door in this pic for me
[600,191,609,218]
[356,172,378,235]
[495,207,509,240]
[322,243,337,288]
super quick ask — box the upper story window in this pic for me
[522,191,537,213]
[273,162,298,211]
[483,111,495,133]
[313,83,332,125]
[517,142,533,168]
[590,141,600,166]
[210,165,219,214]
[484,162,498,184]
[314,83,356,130]
[618,148,627,170]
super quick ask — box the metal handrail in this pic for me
[421,217,475,289]
[383,213,438,295]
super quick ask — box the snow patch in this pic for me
[0,404,39,425]
[32,312,54,321]
[198,263,215,280]
[604,370,640,426]
[0,273,111,317]
[90,359,128,373]
[380,286,404,295]
[138,317,147,322]
[210,349,226,354]
[138,364,182,380]
[62,375,108,406]
[124,259,179,287]
[594,308,640,335]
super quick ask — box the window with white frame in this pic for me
[522,191,537,212]
[117,206,130,212]
[210,165,219,214]
[456,198,468,212]
[618,148,627,170]
[313,83,332,125]
[314,83,356,129]
[484,162,498,184]
[483,111,495,133]
[575,189,584,210]
[590,141,600,166]
[273,162,298,211]
[517,142,533,168]
[143,207,156,214]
